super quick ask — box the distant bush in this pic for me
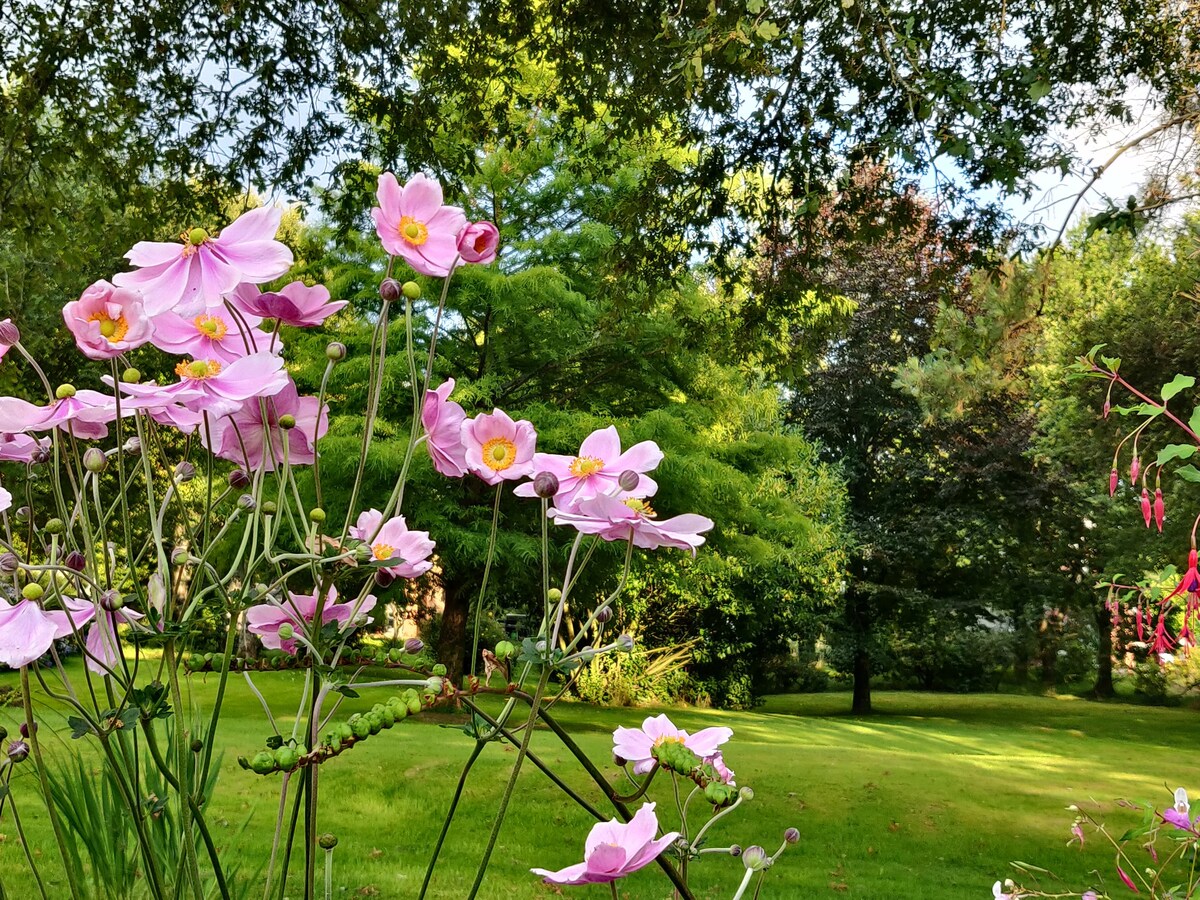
[883,626,1009,693]
[574,643,693,706]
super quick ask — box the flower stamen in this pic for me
[569,456,605,477]
[398,216,429,247]
[482,437,517,472]
[88,312,129,343]
[193,314,229,340]
[175,359,223,380]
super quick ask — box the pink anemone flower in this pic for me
[371,173,468,277]
[349,510,435,578]
[204,379,328,471]
[462,409,537,485]
[706,751,736,786]
[549,494,713,555]
[84,605,145,674]
[62,281,155,360]
[227,282,348,327]
[0,432,49,463]
[0,483,10,513]
[245,586,377,655]
[421,379,468,477]
[514,426,661,506]
[114,207,293,316]
[531,802,679,886]
[0,318,13,360]
[110,351,288,417]
[612,714,733,776]
[457,221,499,265]
[0,391,122,440]
[150,302,270,363]
[0,598,61,668]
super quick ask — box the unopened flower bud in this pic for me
[123,436,142,455]
[278,414,296,430]
[0,320,20,345]
[741,845,768,871]
[261,500,277,516]
[277,624,295,641]
[32,447,50,464]
[249,751,276,774]
[0,553,19,574]
[191,739,203,753]
[309,507,326,524]
[174,461,196,483]
[42,517,64,535]
[55,383,76,400]
[228,469,250,488]
[13,507,29,525]
[375,569,395,589]
[729,844,742,857]
[0,727,7,743]
[616,634,634,653]
[121,368,141,384]
[533,471,560,498]
[618,469,640,492]
[547,587,562,603]
[319,833,339,850]
[100,590,124,612]
[21,583,43,601]
[494,640,515,660]
[83,447,109,475]
[594,605,613,624]
[7,740,29,763]
[64,550,86,572]
[171,545,188,565]
[784,827,799,844]
[325,341,347,362]
[379,278,402,301]
[425,675,444,694]
[739,786,755,801]
[238,494,256,510]
[404,638,424,655]
[19,721,36,739]
[402,281,421,300]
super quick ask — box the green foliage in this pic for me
[573,643,694,707]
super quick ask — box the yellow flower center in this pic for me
[175,359,223,380]
[569,456,605,477]
[194,314,228,340]
[623,497,656,518]
[372,543,395,561]
[89,312,129,343]
[482,437,517,471]
[653,735,684,748]
[399,216,429,246]
[179,228,211,258]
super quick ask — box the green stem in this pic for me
[6,784,50,900]
[469,485,504,679]
[417,742,485,900]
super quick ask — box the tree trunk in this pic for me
[852,647,872,714]
[1092,600,1115,698]
[848,586,872,714]
[437,579,470,689]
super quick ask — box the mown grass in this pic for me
[0,664,1192,899]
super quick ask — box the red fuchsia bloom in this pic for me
[530,802,679,886]
[245,585,378,655]
[462,408,537,485]
[1141,488,1152,527]
[1151,612,1175,657]
[62,281,155,360]
[420,379,468,477]
[612,714,733,776]
[0,599,61,668]
[1116,864,1138,893]
[371,173,468,277]
[456,221,499,264]
[349,509,435,578]
[550,494,714,555]
[227,281,348,328]
[1154,488,1165,532]
[203,380,328,471]
[114,207,293,316]
[150,301,270,363]
[1131,456,1141,482]
[514,426,662,507]
[111,351,288,417]
[1108,469,1118,496]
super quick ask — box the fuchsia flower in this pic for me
[114,207,293,316]
[371,173,468,277]
[1154,488,1165,531]
[62,281,155,360]
[227,282,348,327]
[1141,488,1153,527]
[530,802,679,886]
[421,379,468,477]
[462,409,537,485]
[349,510,435,578]
[150,302,270,363]
[612,714,733,776]
[457,221,499,264]
[245,585,377,655]
[204,380,328,471]
[514,426,661,505]
[550,494,714,555]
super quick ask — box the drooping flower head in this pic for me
[421,379,468,477]
[515,426,661,506]
[114,207,293,316]
[1,390,122,440]
[530,802,679,886]
[245,585,377,655]
[149,301,270,363]
[0,599,59,668]
[550,494,714,555]
[349,510,435,579]
[0,318,15,360]
[204,379,328,471]
[462,409,537,485]
[457,221,499,265]
[371,173,468,277]
[227,281,348,328]
[62,281,155,360]
[84,604,145,675]
[612,714,733,776]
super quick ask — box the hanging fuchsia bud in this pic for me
[1108,469,1118,496]
[1154,489,1165,532]
[1141,489,1152,527]
[1130,457,1140,483]
[1102,399,1111,418]
[1136,603,1145,641]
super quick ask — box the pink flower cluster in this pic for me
[371,174,499,276]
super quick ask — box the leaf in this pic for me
[1162,374,1196,402]
[68,716,93,739]
[1157,444,1197,466]
[1028,80,1052,100]
[334,685,360,699]
[1189,406,1200,436]
[756,21,780,41]
[1177,465,1200,483]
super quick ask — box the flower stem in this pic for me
[416,741,485,900]
[469,485,504,678]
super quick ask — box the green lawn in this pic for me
[0,667,1191,899]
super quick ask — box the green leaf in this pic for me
[334,685,360,699]
[1157,444,1197,466]
[756,21,780,41]
[1189,406,1200,436]
[1028,80,1052,100]
[1176,465,1200,483]
[68,716,93,739]
[1162,374,1196,402]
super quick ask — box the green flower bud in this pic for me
[43,518,64,535]
[121,368,142,384]
[309,507,326,524]
[319,833,339,850]
[425,675,444,695]
[366,712,383,735]
[403,688,422,715]
[336,722,354,743]
[55,384,76,400]
[277,623,295,641]
[278,414,296,430]
[21,583,43,601]
[191,739,204,753]
[261,501,277,516]
[375,704,396,727]
[494,640,515,660]
[83,448,108,473]
[547,587,562,602]
[274,747,300,771]
[325,341,347,361]
[388,648,402,662]
[250,751,277,775]
[401,281,421,300]
[350,715,372,740]
[431,663,447,677]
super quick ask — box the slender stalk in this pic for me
[6,786,50,900]
[469,485,504,678]
[416,742,485,900]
